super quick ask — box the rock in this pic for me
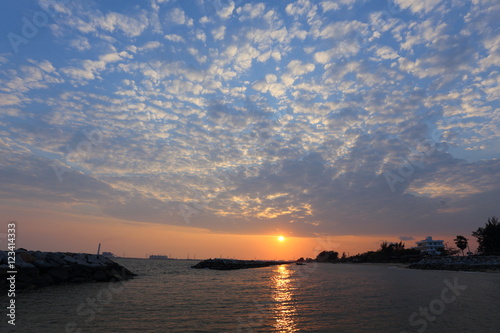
[18,252,35,263]
[63,255,78,264]
[409,256,500,271]
[32,259,55,269]
[48,266,70,282]
[87,255,104,265]
[0,251,7,264]
[0,250,136,290]
[109,269,124,281]
[92,269,110,282]
[31,251,46,260]
[15,254,37,268]
[46,253,67,265]
[192,258,291,270]
[96,255,113,265]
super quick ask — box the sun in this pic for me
[278,236,286,242]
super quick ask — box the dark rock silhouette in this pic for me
[192,258,291,270]
[409,256,500,271]
[0,249,136,290]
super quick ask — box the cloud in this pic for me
[167,7,194,26]
[61,51,131,82]
[287,60,315,76]
[69,36,91,51]
[164,34,185,42]
[0,94,21,107]
[236,2,266,21]
[285,0,315,16]
[395,0,443,14]
[96,11,150,37]
[212,26,226,40]
[139,41,161,51]
[216,0,235,20]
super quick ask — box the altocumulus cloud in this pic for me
[0,0,499,237]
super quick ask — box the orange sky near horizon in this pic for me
[2,204,476,260]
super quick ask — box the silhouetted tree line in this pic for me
[453,216,500,256]
[347,241,422,263]
[301,216,500,264]
[315,250,339,262]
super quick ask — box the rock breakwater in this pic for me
[192,258,291,270]
[0,249,136,290]
[409,256,500,272]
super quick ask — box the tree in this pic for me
[315,250,339,262]
[472,216,500,255]
[454,235,468,256]
[379,241,405,255]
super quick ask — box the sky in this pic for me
[0,0,498,259]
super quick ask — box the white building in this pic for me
[415,236,445,255]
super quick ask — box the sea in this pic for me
[3,259,500,332]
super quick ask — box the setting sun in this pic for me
[278,236,286,242]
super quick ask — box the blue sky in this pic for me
[0,0,499,245]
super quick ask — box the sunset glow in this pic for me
[0,0,497,261]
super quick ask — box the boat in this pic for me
[295,262,305,265]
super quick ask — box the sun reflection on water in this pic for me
[271,265,299,332]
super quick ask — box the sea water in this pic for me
[3,259,500,332]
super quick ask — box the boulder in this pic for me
[32,259,56,269]
[46,252,67,265]
[47,266,71,282]
[92,269,110,282]
[31,251,46,260]
[62,255,78,264]
[87,255,104,265]
[0,251,7,264]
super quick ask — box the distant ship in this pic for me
[149,255,169,260]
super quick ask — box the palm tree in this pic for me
[454,235,468,256]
